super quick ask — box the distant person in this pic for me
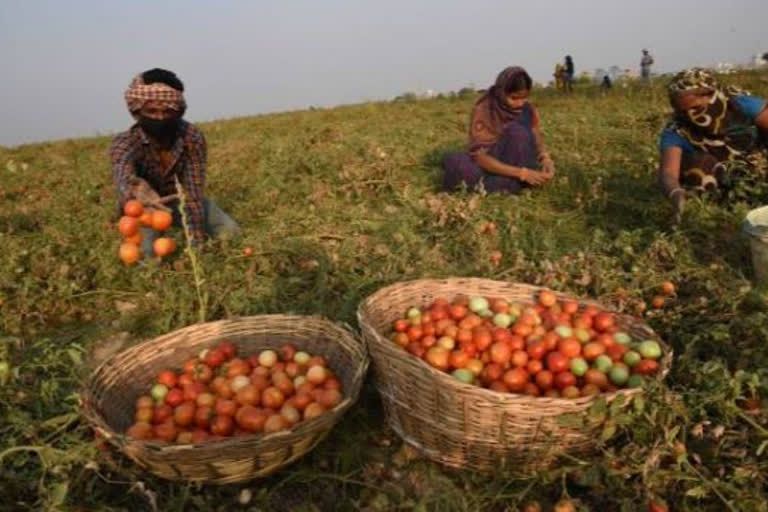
[657,68,768,223]
[641,49,654,82]
[554,62,565,91]
[111,68,239,255]
[442,66,555,194]
[601,75,612,91]
[563,55,575,93]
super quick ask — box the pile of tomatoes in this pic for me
[389,291,664,398]
[117,200,176,265]
[125,340,344,443]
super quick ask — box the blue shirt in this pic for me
[659,95,766,154]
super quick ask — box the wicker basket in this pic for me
[357,278,672,472]
[81,315,369,484]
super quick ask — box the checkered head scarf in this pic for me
[124,73,187,118]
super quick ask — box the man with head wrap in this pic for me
[111,68,238,254]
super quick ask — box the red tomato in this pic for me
[449,350,470,369]
[558,338,582,358]
[523,382,541,396]
[489,380,508,393]
[425,347,450,370]
[482,362,504,384]
[572,315,592,329]
[583,305,600,317]
[194,406,214,429]
[210,415,234,437]
[546,352,569,373]
[460,341,478,357]
[489,342,511,365]
[152,404,173,424]
[408,342,425,358]
[554,371,577,390]
[421,335,437,348]
[593,312,615,332]
[538,290,557,307]
[456,329,473,344]
[173,402,196,427]
[156,370,178,388]
[583,342,606,361]
[407,325,423,342]
[473,329,493,351]
[203,349,226,368]
[634,359,660,375]
[217,340,237,360]
[511,350,529,367]
[512,323,533,338]
[215,399,237,417]
[584,369,609,389]
[561,300,579,315]
[490,298,510,313]
[393,319,409,332]
[183,382,206,401]
[535,370,554,390]
[527,341,547,360]
[392,332,410,347]
[595,333,615,348]
[153,421,178,442]
[422,323,436,337]
[508,335,525,352]
[606,344,629,362]
[430,307,447,321]
[526,359,543,375]
[502,368,529,392]
[449,304,468,320]
[193,364,213,383]
[165,388,184,407]
[491,327,511,343]
[182,359,199,374]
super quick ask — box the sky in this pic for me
[1,0,766,147]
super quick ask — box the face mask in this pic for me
[138,116,180,139]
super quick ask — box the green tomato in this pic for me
[623,350,642,367]
[609,365,630,386]
[493,313,512,328]
[452,368,475,384]
[638,340,662,359]
[469,296,489,313]
[614,332,632,345]
[508,305,522,318]
[150,384,168,401]
[570,357,588,377]
[555,326,573,338]
[594,355,613,372]
[478,308,494,318]
[0,361,9,386]
[627,375,645,388]
[407,307,422,319]
[574,328,591,343]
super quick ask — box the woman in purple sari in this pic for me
[442,66,555,194]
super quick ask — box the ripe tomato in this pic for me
[651,296,665,309]
[489,342,511,365]
[150,210,173,232]
[554,371,577,390]
[182,382,206,401]
[473,329,493,351]
[490,298,510,314]
[558,338,581,358]
[433,297,451,308]
[541,332,559,351]
[153,421,178,442]
[236,384,261,406]
[408,342,425,358]
[173,402,196,427]
[511,350,529,367]
[194,406,214,429]
[422,322,436,337]
[425,347,449,370]
[152,404,173,424]
[118,242,141,265]
[634,359,659,375]
[508,335,526,352]
[572,314,592,329]
[512,322,533,338]
[456,328,472,344]
[392,332,409,347]
[449,350,470,369]
[526,341,547,360]
[561,385,581,399]
[153,237,176,257]
[606,344,629,362]
[546,352,569,373]
[157,370,178,388]
[584,369,609,389]
[526,359,543,375]
[523,382,541,396]
[430,307,448,321]
[502,368,529,392]
[215,399,237,417]
[216,341,236,360]
[583,342,606,361]
[538,290,557,307]
[123,231,143,245]
[660,281,675,296]
[135,407,153,423]
[489,380,508,393]
[210,415,235,437]
[449,304,468,320]
[561,300,579,315]
[118,216,140,237]
[491,327,511,343]
[583,305,600,317]
[535,370,554,390]
[393,319,409,332]
[225,359,252,378]
[595,333,615,348]
[406,325,423,342]
[593,312,615,332]
[236,406,268,432]
[482,363,503,384]
[123,200,144,217]
[135,395,154,409]
[164,388,184,407]
[193,364,213,383]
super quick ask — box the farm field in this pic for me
[1,71,768,511]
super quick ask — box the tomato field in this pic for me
[1,71,768,511]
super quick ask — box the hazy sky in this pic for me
[1,0,766,146]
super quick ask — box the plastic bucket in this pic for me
[743,205,768,283]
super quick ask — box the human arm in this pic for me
[178,129,207,244]
[658,145,686,223]
[472,151,550,186]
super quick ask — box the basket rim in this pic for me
[81,314,370,451]
[357,277,672,408]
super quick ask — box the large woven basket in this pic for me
[357,278,672,473]
[81,315,369,484]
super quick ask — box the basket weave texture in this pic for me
[357,278,672,472]
[81,315,369,484]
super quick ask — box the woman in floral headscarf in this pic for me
[658,68,768,222]
[442,66,555,195]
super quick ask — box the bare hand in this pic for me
[670,189,686,225]
[519,168,551,187]
[541,158,556,176]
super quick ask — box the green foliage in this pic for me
[1,70,768,511]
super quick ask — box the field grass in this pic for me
[2,70,768,511]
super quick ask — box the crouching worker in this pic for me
[442,66,555,195]
[111,68,239,256]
